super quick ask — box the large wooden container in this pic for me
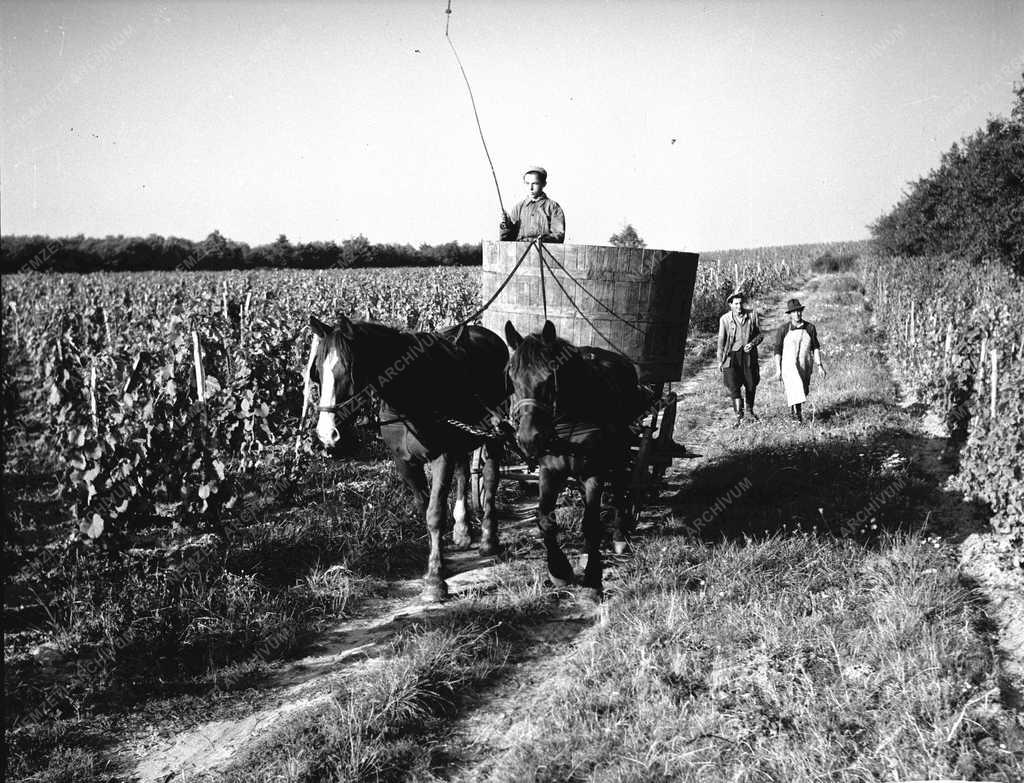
[481,241,699,383]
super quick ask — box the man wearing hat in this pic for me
[716,291,765,426]
[772,299,827,422]
[498,166,565,243]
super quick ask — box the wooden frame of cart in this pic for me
[470,239,700,528]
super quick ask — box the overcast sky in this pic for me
[2,0,1022,250]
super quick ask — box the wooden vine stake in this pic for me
[89,364,99,434]
[221,280,229,321]
[8,301,19,344]
[192,330,206,403]
[295,334,321,456]
[990,348,999,419]
[943,323,953,370]
[909,300,916,345]
[242,291,253,349]
[122,354,143,395]
[102,306,112,351]
[970,333,987,397]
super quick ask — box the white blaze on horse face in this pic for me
[316,350,341,447]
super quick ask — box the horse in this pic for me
[504,319,647,600]
[309,315,509,602]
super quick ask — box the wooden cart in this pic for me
[471,239,700,524]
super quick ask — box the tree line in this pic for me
[870,74,1024,275]
[1,232,483,274]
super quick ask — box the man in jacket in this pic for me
[717,291,764,426]
[499,166,565,243]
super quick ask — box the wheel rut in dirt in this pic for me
[129,502,545,782]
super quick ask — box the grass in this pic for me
[7,262,1022,781]
[468,533,1018,782]
[208,578,558,783]
[3,452,430,780]
[436,271,1021,782]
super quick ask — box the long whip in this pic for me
[444,1,508,219]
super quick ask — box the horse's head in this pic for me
[308,314,370,452]
[504,319,579,458]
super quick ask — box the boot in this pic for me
[732,398,744,428]
[791,404,803,423]
[746,392,759,422]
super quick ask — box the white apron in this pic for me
[781,326,813,406]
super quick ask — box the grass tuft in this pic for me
[475,534,1019,782]
[213,585,555,782]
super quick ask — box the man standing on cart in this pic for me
[499,166,565,243]
[717,291,765,427]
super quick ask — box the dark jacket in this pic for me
[717,309,764,368]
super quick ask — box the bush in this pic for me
[869,74,1024,274]
[811,253,859,273]
[859,254,1023,557]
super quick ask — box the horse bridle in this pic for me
[509,366,561,423]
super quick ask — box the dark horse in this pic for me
[504,320,647,600]
[309,315,509,602]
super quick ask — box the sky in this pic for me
[1,0,1022,251]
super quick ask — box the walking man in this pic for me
[772,298,827,422]
[717,291,764,427]
[499,166,565,243]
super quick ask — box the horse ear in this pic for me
[309,316,330,338]
[541,320,557,344]
[504,320,523,350]
[336,314,357,341]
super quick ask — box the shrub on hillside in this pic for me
[811,253,859,273]
[870,75,1024,274]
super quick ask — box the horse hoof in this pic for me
[421,580,449,603]
[613,539,630,555]
[452,534,473,551]
[478,540,501,557]
[548,573,574,588]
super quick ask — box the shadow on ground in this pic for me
[659,404,989,547]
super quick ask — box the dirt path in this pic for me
[125,276,1022,781]
[128,509,546,781]
[124,315,743,782]
[439,286,798,780]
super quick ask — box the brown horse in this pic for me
[504,320,647,600]
[309,315,509,602]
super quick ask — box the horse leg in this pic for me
[393,456,429,517]
[477,438,503,556]
[422,454,455,602]
[538,465,573,586]
[581,475,605,600]
[452,457,473,550]
[611,439,633,555]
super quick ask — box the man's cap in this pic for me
[524,166,547,179]
[785,298,805,313]
[726,290,746,304]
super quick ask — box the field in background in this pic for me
[6,239,917,782]
[2,240,869,542]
